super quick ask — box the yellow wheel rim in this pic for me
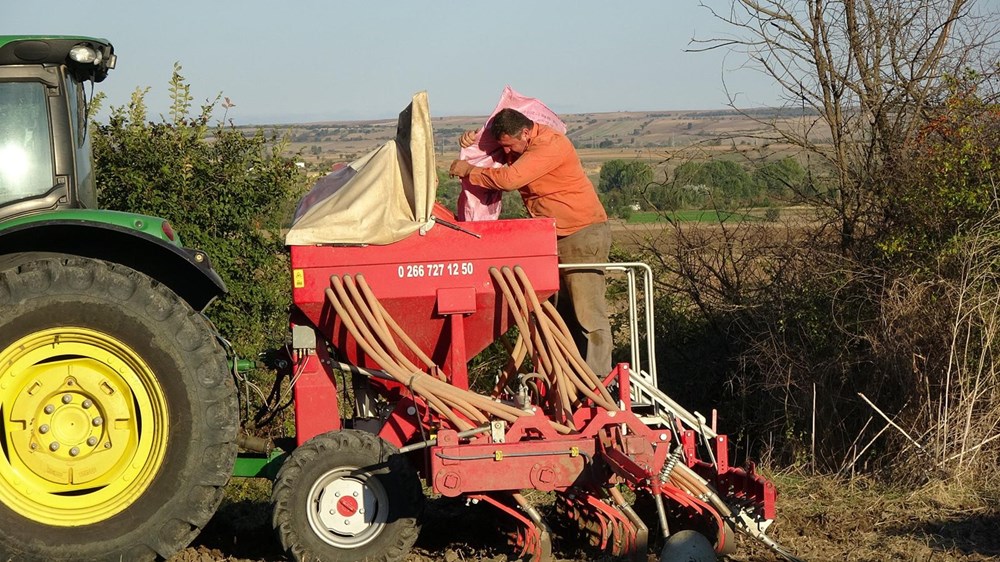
[0,327,168,525]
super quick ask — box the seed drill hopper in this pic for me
[271,92,801,562]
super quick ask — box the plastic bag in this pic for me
[457,86,567,221]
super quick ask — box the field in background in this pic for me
[628,209,764,223]
[253,107,812,181]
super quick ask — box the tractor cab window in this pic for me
[0,82,54,202]
[67,75,96,208]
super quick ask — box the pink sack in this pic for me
[457,86,567,221]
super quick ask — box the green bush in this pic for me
[673,160,759,205]
[599,159,653,216]
[880,76,1000,261]
[752,157,805,200]
[598,159,654,193]
[92,64,305,358]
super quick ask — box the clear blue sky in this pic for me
[9,1,795,124]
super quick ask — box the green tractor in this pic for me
[0,36,238,560]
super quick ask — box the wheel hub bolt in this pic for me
[38,424,49,434]
[49,442,59,451]
[62,394,72,404]
[82,399,93,409]
[87,437,98,446]
[30,443,37,450]
[69,447,80,457]
[44,405,54,414]
[92,416,103,426]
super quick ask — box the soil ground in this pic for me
[168,469,1000,562]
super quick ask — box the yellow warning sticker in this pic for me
[293,269,305,288]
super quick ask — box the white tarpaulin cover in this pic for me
[285,91,437,246]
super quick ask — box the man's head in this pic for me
[489,108,534,155]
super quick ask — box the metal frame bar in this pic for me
[559,262,721,438]
[558,261,657,390]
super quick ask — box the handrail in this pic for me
[558,262,715,437]
[558,261,657,389]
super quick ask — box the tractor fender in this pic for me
[0,219,226,311]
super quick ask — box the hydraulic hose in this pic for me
[500,267,574,412]
[329,270,804,561]
[326,274,576,436]
[325,284,471,430]
[356,275,441,377]
[492,266,620,413]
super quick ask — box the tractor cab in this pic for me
[0,36,115,220]
[0,36,224,311]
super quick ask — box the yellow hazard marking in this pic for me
[293,269,305,288]
[570,446,579,457]
[494,450,503,461]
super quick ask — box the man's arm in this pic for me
[464,141,565,191]
[449,159,475,178]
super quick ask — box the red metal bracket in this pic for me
[436,287,476,390]
[714,434,729,473]
[292,335,341,445]
[470,493,552,562]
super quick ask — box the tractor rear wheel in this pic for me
[0,257,237,560]
[272,430,423,562]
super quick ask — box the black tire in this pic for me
[0,257,238,561]
[272,430,423,562]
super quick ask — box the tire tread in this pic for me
[272,430,422,562]
[0,257,238,561]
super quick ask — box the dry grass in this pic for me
[732,471,1000,562]
[174,469,1000,562]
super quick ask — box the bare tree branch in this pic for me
[694,0,999,252]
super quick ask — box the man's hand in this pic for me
[449,159,474,178]
[459,129,479,149]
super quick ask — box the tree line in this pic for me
[597,156,807,218]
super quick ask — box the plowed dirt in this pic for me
[169,472,1000,562]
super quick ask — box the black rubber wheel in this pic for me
[272,429,423,562]
[0,257,238,561]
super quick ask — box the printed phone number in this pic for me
[397,262,474,278]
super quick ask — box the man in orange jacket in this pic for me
[449,108,612,376]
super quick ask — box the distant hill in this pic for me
[250,108,819,169]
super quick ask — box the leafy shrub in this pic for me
[881,76,1000,261]
[599,159,654,193]
[92,64,305,358]
[752,157,806,200]
[673,160,758,203]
